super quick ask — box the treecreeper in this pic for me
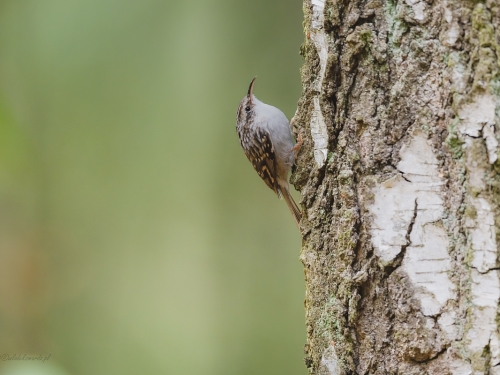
[236,77,302,227]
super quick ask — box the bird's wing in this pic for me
[238,126,278,194]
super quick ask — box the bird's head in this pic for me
[236,77,258,127]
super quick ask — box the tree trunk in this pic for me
[292,0,500,373]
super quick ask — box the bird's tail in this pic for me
[280,186,302,228]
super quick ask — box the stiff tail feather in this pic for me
[281,187,302,228]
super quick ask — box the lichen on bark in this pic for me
[293,0,500,373]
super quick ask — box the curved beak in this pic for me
[247,77,257,104]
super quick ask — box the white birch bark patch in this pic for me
[460,115,500,367]
[369,132,455,316]
[319,344,342,375]
[458,93,498,164]
[467,270,500,360]
[465,195,497,273]
[309,0,329,168]
[405,0,427,22]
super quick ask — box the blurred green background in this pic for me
[0,1,305,374]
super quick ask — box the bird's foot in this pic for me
[291,132,304,157]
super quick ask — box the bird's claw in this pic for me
[291,132,304,157]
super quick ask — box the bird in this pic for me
[236,77,302,227]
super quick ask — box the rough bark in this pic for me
[292,0,500,373]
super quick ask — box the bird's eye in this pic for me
[245,106,251,112]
